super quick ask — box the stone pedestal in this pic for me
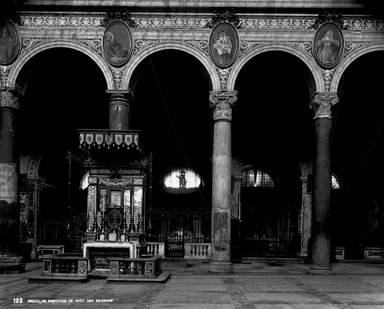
[209,91,237,274]
[307,92,338,275]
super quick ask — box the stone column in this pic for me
[300,175,312,258]
[108,91,131,130]
[0,90,21,258]
[209,90,237,274]
[307,92,338,275]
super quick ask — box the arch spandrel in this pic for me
[7,40,114,90]
[122,42,220,91]
[227,43,324,93]
[330,43,384,93]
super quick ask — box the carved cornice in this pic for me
[217,68,232,91]
[239,18,315,30]
[311,92,339,119]
[343,18,384,31]
[0,90,20,109]
[209,90,238,122]
[20,15,102,27]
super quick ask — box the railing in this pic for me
[42,255,89,280]
[185,243,211,259]
[108,255,162,278]
[144,242,211,259]
[145,242,165,256]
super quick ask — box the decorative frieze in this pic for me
[79,130,140,150]
[209,90,237,122]
[20,15,103,28]
[311,92,339,119]
[239,18,315,30]
[343,19,384,31]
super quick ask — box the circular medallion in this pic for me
[0,20,21,65]
[103,20,133,67]
[209,22,239,68]
[313,22,344,69]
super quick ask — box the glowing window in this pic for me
[242,169,275,188]
[332,175,340,189]
[163,168,202,191]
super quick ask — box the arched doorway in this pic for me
[130,50,212,257]
[233,51,313,258]
[17,48,107,252]
[332,51,384,259]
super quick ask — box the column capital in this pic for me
[0,90,20,110]
[311,92,339,119]
[209,90,238,122]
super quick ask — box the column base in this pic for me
[209,261,233,274]
[306,264,335,275]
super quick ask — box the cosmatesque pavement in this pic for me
[1,260,384,309]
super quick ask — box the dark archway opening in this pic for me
[233,51,313,257]
[18,48,107,249]
[131,50,212,257]
[332,51,384,259]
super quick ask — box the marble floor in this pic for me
[1,259,384,308]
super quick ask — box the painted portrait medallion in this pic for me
[313,22,344,69]
[103,20,133,67]
[209,22,239,68]
[0,20,20,65]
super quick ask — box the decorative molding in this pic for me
[0,66,11,88]
[102,11,136,28]
[209,90,238,122]
[343,41,369,58]
[321,69,335,93]
[110,66,126,90]
[21,38,49,53]
[217,68,232,91]
[287,41,312,55]
[186,40,209,56]
[239,18,315,30]
[344,19,384,31]
[311,92,339,119]
[79,39,103,56]
[312,11,345,30]
[239,41,266,55]
[134,17,208,29]
[133,39,161,55]
[20,15,102,27]
[0,90,19,109]
[207,10,240,29]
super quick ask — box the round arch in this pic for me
[228,44,323,92]
[122,42,220,91]
[330,44,384,92]
[7,40,114,90]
